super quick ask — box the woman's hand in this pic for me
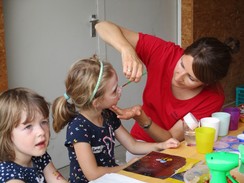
[110,105,142,120]
[121,46,144,82]
[95,21,144,82]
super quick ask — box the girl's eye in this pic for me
[113,86,117,94]
[25,125,32,130]
[41,120,49,126]
[111,87,117,96]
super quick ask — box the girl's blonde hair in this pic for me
[0,87,50,161]
[52,55,115,133]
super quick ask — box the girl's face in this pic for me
[101,71,122,108]
[11,110,50,162]
[172,55,204,89]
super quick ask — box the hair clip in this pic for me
[64,92,70,100]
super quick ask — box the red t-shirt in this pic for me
[130,33,225,142]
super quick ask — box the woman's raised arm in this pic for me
[95,21,143,82]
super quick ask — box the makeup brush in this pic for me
[122,71,147,88]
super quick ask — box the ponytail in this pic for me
[52,96,76,133]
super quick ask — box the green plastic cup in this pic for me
[195,127,215,154]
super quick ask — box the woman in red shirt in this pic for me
[95,21,240,160]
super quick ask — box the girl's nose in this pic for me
[37,125,46,136]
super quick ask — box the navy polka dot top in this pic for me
[0,152,51,183]
[65,109,121,183]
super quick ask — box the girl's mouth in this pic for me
[36,141,46,147]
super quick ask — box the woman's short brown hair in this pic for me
[184,37,240,84]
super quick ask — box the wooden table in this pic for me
[119,122,244,183]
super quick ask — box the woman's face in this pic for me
[172,55,204,89]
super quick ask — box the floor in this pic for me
[58,145,126,180]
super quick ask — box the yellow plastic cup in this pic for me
[195,127,215,154]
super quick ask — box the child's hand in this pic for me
[158,138,180,150]
[164,138,180,149]
[110,105,142,120]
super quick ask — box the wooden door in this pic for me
[0,0,7,92]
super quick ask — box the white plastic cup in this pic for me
[183,112,199,130]
[200,117,220,141]
[211,112,230,136]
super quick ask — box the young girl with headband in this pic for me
[0,87,68,183]
[52,56,179,183]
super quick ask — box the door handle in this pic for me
[89,14,99,37]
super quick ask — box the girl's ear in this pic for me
[92,98,100,108]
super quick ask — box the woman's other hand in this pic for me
[110,105,142,120]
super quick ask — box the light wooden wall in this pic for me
[0,0,7,92]
[181,0,193,49]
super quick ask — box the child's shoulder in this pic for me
[0,153,51,182]
[0,161,17,169]
[0,161,23,182]
[68,113,89,127]
[0,161,36,182]
[0,161,24,171]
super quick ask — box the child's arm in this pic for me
[115,125,180,155]
[74,142,133,181]
[43,162,68,183]
[5,180,25,183]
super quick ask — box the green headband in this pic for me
[89,61,104,102]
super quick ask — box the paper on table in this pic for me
[89,173,146,183]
